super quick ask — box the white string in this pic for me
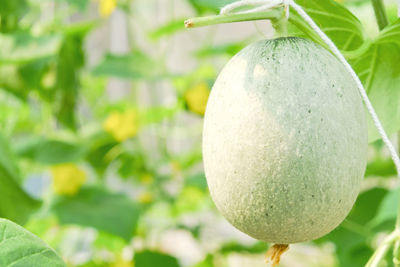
[231,3,282,14]
[221,0,290,18]
[221,0,282,14]
[220,0,400,177]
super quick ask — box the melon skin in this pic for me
[202,37,368,244]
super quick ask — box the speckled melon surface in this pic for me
[202,37,368,244]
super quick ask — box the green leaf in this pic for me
[192,255,214,267]
[185,173,208,190]
[0,218,66,267]
[15,137,87,165]
[135,250,180,267]
[52,186,141,241]
[0,134,41,224]
[54,29,86,129]
[187,0,236,14]
[318,227,372,267]
[289,0,365,51]
[219,241,268,254]
[376,19,400,46]
[141,106,181,125]
[92,52,158,80]
[0,32,61,64]
[346,187,388,224]
[315,189,388,266]
[0,0,28,32]
[149,19,185,40]
[86,134,118,176]
[194,42,246,58]
[0,135,21,180]
[365,158,397,177]
[0,0,28,16]
[370,187,400,227]
[351,19,400,142]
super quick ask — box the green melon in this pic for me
[202,37,368,244]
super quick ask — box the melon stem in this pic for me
[265,244,289,267]
[184,8,283,28]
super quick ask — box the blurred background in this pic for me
[0,0,399,266]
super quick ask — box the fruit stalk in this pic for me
[184,8,283,28]
[371,0,389,30]
[271,7,288,36]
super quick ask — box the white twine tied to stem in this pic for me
[220,0,400,178]
[221,0,290,18]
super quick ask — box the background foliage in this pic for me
[0,0,399,266]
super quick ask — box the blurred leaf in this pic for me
[20,58,52,93]
[0,65,27,99]
[351,19,400,142]
[0,135,21,179]
[62,20,98,36]
[117,152,146,179]
[0,32,61,64]
[347,187,388,224]
[365,158,397,177]
[187,0,236,14]
[174,187,209,214]
[135,250,180,267]
[0,218,66,267]
[141,106,181,125]
[52,186,141,241]
[0,134,41,224]
[192,254,214,267]
[176,150,202,170]
[93,231,126,253]
[92,52,157,80]
[319,227,371,267]
[77,261,108,267]
[0,0,28,32]
[86,134,118,176]
[65,0,90,11]
[370,187,400,227]
[316,188,388,266]
[195,42,246,58]
[0,0,28,15]
[15,137,88,164]
[288,0,365,51]
[54,31,85,129]
[220,241,268,254]
[149,19,185,40]
[185,172,208,190]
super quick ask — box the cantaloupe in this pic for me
[202,37,368,244]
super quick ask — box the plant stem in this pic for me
[184,8,283,28]
[371,0,389,30]
[272,7,288,37]
[366,230,400,267]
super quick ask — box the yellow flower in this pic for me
[103,109,139,142]
[51,164,86,196]
[184,82,210,116]
[138,192,153,204]
[99,0,117,17]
